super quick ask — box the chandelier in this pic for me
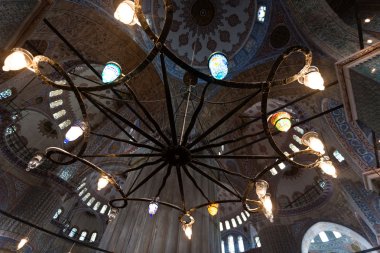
[2,0,337,242]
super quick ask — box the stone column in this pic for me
[100,165,221,253]
[258,225,298,253]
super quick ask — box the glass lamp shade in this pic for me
[208,52,228,80]
[182,224,193,240]
[97,175,110,191]
[114,0,139,25]
[207,203,219,216]
[299,66,325,90]
[301,132,325,154]
[262,194,274,222]
[108,208,119,223]
[64,122,87,144]
[148,200,159,216]
[17,238,29,250]
[255,180,269,199]
[269,112,292,132]
[102,61,122,84]
[27,153,45,171]
[2,49,33,72]
[319,160,337,178]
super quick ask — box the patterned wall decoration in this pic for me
[322,99,376,170]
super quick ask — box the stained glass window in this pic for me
[93,201,101,211]
[53,208,62,219]
[208,52,228,80]
[220,222,224,231]
[294,126,305,135]
[231,218,237,228]
[87,197,95,206]
[78,188,87,197]
[257,6,267,23]
[59,120,71,129]
[77,182,86,191]
[82,193,91,201]
[333,231,342,238]
[293,135,303,144]
[289,143,300,152]
[221,240,225,253]
[50,100,63,108]
[270,168,278,175]
[333,150,345,162]
[319,231,329,242]
[53,110,66,119]
[0,89,12,100]
[238,236,245,252]
[90,232,97,243]
[68,228,77,238]
[236,215,242,225]
[49,90,63,97]
[241,212,247,221]
[5,126,16,135]
[228,235,235,253]
[79,231,87,241]
[100,204,108,214]
[255,237,261,247]
[225,220,231,230]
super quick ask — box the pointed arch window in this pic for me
[228,235,235,253]
[225,220,231,230]
[49,90,63,97]
[68,227,77,238]
[238,236,245,252]
[78,188,87,197]
[87,197,95,206]
[90,232,97,243]
[53,208,62,219]
[50,100,63,108]
[53,110,66,119]
[82,193,91,202]
[236,215,242,225]
[93,201,101,211]
[100,204,108,214]
[220,222,224,231]
[79,231,87,241]
[77,182,86,191]
[289,143,300,152]
[221,240,225,253]
[59,120,71,129]
[231,218,237,228]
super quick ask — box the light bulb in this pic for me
[97,175,110,191]
[64,122,86,144]
[319,160,337,178]
[17,238,28,250]
[148,199,159,216]
[27,153,45,171]
[302,132,325,154]
[364,18,371,23]
[255,180,269,199]
[262,194,273,213]
[299,66,325,90]
[2,49,33,72]
[207,203,219,216]
[114,1,139,25]
[183,224,193,240]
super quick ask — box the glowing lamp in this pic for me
[97,175,110,191]
[269,112,292,132]
[208,52,228,80]
[17,238,28,250]
[298,66,325,90]
[180,214,195,240]
[207,203,219,216]
[27,153,45,171]
[102,61,122,84]
[148,198,159,216]
[262,194,274,222]
[2,48,33,72]
[319,160,337,178]
[255,180,269,199]
[114,1,139,25]
[64,122,87,144]
[301,132,325,154]
[108,208,119,223]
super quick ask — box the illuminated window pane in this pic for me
[0,89,12,100]
[293,135,302,144]
[228,235,235,253]
[100,205,108,214]
[333,150,345,162]
[319,231,329,242]
[90,232,97,243]
[49,90,63,97]
[221,240,225,253]
[53,110,66,119]
[68,228,77,238]
[82,193,90,202]
[231,218,237,228]
[220,222,223,231]
[238,236,245,252]
[270,168,278,175]
[236,216,242,225]
[225,220,231,230]
[244,211,250,217]
[257,6,266,23]
[5,126,16,135]
[294,126,304,135]
[255,237,261,248]
[79,231,87,241]
[289,143,300,152]
[284,151,293,160]
[53,208,62,219]
[87,197,95,206]
[50,100,63,108]
[333,231,342,238]
[311,239,315,243]
[241,213,247,221]
[59,120,71,129]
[93,202,101,211]
[77,182,86,191]
[279,162,286,170]
[78,188,87,197]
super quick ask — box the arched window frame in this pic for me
[90,232,97,243]
[79,231,88,241]
[68,227,78,238]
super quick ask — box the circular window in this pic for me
[270,25,290,49]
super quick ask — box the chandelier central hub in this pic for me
[191,0,215,26]
[164,145,192,166]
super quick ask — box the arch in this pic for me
[301,222,372,253]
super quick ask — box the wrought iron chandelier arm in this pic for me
[191,130,264,153]
[81,153,163,158]
[117,158,165,176]
[192,154,280,160]
[126,162,168,196]
[123,82,171,145]
[155,165,173,197]
[188,163,242,200]
[160,53,178,145]
[191,160,252,180]
[110,197,183,212]
[31,55,90,165]
[181,82,211,146]
[44,147,126,198]
[187,89,262,149]
[83,92,165,148]
[182,165,210,202]
[90,132,161,152]
[176,165,186,211]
